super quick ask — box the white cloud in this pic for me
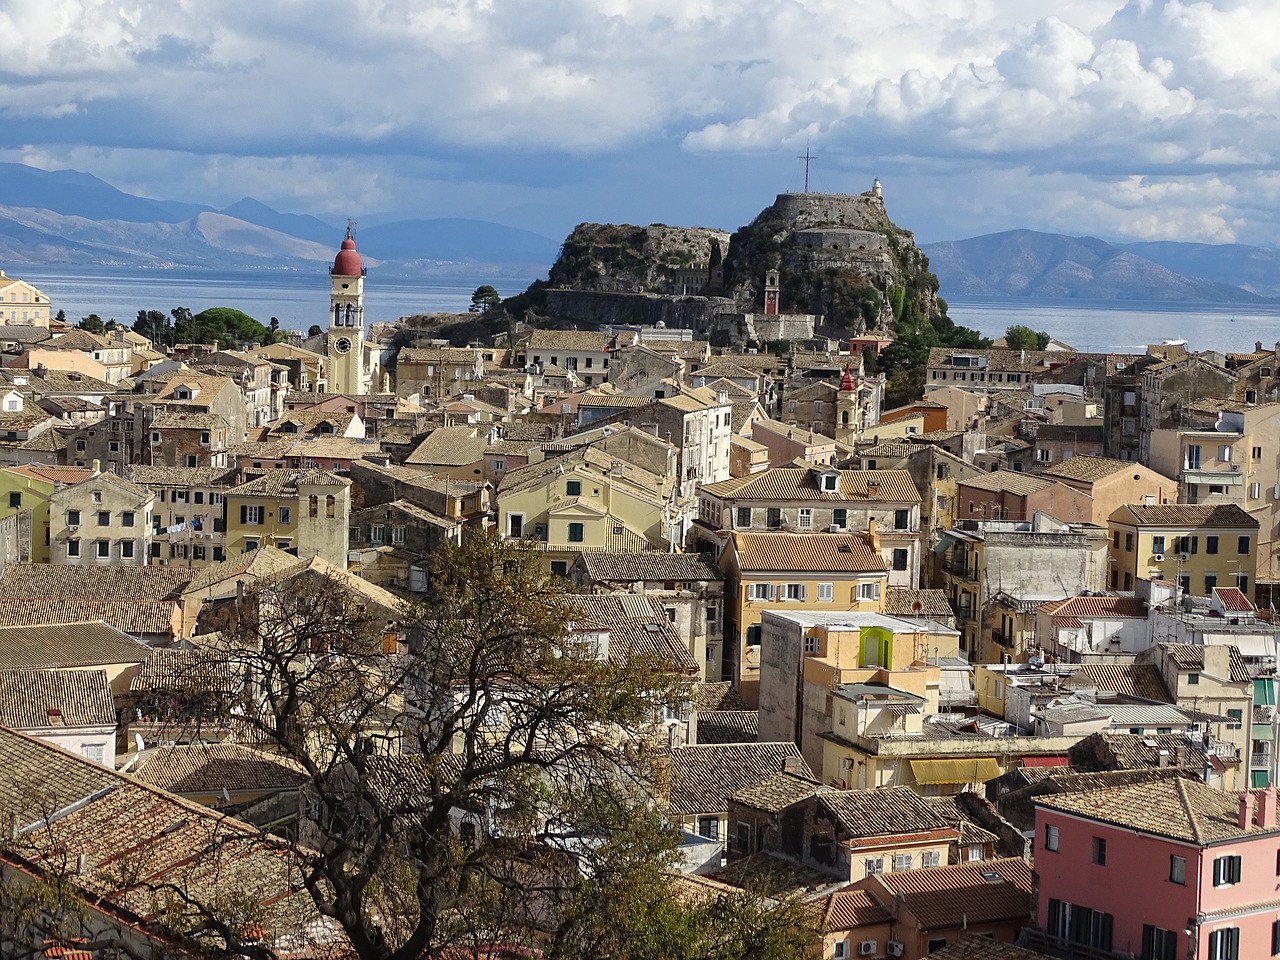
[0,0,1278,245]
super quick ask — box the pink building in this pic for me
[1034,778,1280,960]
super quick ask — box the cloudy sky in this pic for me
[2,0,1277,247]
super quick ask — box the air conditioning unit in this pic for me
[828,524,843,532]
[858,942,877,957]
[68,525,78,532]
[1180,553,1191,562]
[1153,553,1164,562]
[886,943,905,958]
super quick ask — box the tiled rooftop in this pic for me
[729,531,887,573]
[132,743,307,794]
[1038,776,1280,844]
[0,667,115,728]
[876,856,1033,928]
[0,621,151,670]
[701,467,920,503]
[667,742,811,817]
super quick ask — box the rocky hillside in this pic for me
[548,223,730,294]
[530,189,951,344]
[721,191,944,338]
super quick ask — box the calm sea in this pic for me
[17,265,1280,354]
[20,265,533,332]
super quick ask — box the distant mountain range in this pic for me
[1,162,1275,300]
[923,229,1280,302]
[0,162,560,276]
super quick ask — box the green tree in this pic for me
[308,324,323,337]
[21,534,748,960]
[54,309,67,324]
[134,309,171,346]
[76,314,104,334]
[469,284,502,314]
[1004,324,1050,350]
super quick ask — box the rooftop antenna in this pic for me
[797,140,816,193]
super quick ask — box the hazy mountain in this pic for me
[219,197,339,246]
[0,162,558,273]
[923,229,1271,302]
[1117,240,1280,297]
[0,162,210,224]
[0,205,335,268]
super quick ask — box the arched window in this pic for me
[842,411,850,426]
[308,495,318,518]
[334,304,341,325]
[345,304,354,326]
[326,495,336,518]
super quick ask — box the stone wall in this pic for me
[544,289,737,331]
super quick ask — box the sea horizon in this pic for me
[15,263,1280,355]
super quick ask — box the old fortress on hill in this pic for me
[0,203,1278,960]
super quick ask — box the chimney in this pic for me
[1239,790,1256,829]
[1157,749,1169,767]
[91,459,101,476]
[1257,341,1264,353]
[1258,788,1277,829]
[866,517,880,552]
[782,756,807,776]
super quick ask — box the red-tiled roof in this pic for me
[1040,595,1148,618]
[1214,586,1255,613]
[729,532,887,573]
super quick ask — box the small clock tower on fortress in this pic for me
[327,223,366,395]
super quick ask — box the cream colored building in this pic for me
[495,446,676,575]
[48,470,155,567]
[0,270,52,326]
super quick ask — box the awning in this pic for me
[909,757,1002,785]
[1183,470,1243,486]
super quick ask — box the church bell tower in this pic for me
[327,223,366,395]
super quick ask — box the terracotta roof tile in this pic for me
[0,621,151,670]
[1042,455,1141,483]
[0,668,115,728]
[667,742,811,817]
[819,786,954,839]
[0,562,191,602]
[730,770,819,811]
[811,888,894,932]
[693,681,751,712]
[1037,776,1278,844]
[695,710,759,745]
[577,552,723,583]
[1039,595,1148,618]
[1162,642,1251,683]
[729,532,887,573]
[1113,502,1258,528]
[132,743,307,794]
[876,856,1033,928]
[701,467,919,503]
[1073,664,1171,702]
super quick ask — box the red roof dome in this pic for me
[332,227,363,276]
[839,366,856,392]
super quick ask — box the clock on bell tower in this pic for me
[327,222,366,395]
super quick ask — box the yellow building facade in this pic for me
[0,464,94,562]
[1108,503,1259,597]
[719,531,889,706]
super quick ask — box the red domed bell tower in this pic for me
[327,222,366,395]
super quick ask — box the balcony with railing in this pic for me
[940,557,978,582]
